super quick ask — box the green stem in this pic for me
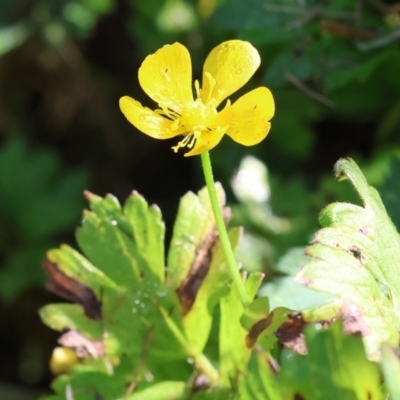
[158,305,220,382]
[200,151,248,306]
[195,353,220,383]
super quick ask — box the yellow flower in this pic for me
[119,40,274,156]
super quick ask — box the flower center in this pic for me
[183,98,217,133]
[171,77,219,153]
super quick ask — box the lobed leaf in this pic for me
[42,183,251,397]
[297,158,400,359]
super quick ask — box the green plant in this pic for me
[41,157,400,399]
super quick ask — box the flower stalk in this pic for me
[200,151,248,306]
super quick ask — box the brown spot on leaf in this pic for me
[176,208,231,315]
[275,312,307,355]
[339,299,369,336]
[58,330,104,358]
[192,374,210,392]
[43,257,102,320]
[349,245,363,261]
[245,313,274,348]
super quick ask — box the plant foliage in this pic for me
[297,158,400,360]
[41,184,264,399]
[41,158,400,399]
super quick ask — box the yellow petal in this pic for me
[119,96,181,139]
[201,40,261,106]
[138,43,193,113]
[214,87,275,146]
[184,129,225,157]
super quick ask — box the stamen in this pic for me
[187,133,197,149]
[181,134,192,146]
[171,142,184,153]
[170,119,182,131]
[223,99,231,110]
[171,132,198,153]
[204,72,217,104]
[155,106,181,120]
[172,133,191,153]
[194,80,201,99]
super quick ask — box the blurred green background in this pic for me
[1,0,400,397]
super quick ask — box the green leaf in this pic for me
[39,303,102,339]
[280,321,381,400]
[260,276,336,311]
[297,158,400,359]
[123,193,165,282]
[48,357,139,400]
[166,184,237,355]
[42,184,246,397]
[125,381,186,400]
[83,190,165,282]
[76,192,164,288]
[272,247,309,275]
[192,386,234,400]
[180,227,241,354]
[241,297,270,332]
[241,299,292,352]
[219,272,263,385]
[381,345,400,400]
[46,245,120,293]
[42,190,185,368]
[238,352,284,400]
[167,184,225,288]
[260,244,336,312]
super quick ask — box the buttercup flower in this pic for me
[119,40,274,156]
